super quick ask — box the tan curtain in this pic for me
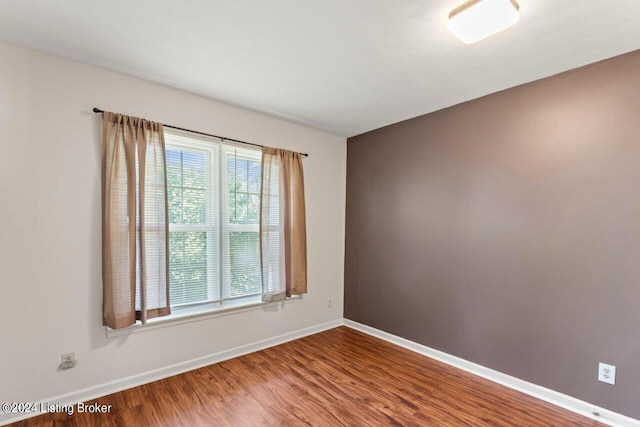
[102,112,170,329]
[260,147,307,301]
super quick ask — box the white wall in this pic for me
[0,42,346,409]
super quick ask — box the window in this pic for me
[100,111,307,331]
[165,130,265,309]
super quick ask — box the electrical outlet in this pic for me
[327,299,332,308]
[598,363,616,385]
[60,353,77,370]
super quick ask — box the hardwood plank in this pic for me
[7,327,602,426]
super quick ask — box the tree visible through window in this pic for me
[165,130,265,308]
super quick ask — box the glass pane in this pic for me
[227,158,236,192]
[228,192,250,225]
[182,189,206,224]
[247,194,259,224]
[182,151,206,189]
[185,232,207,267]
[169,231,209,305]
[167,146,211,227]
[228,190,236,224]
[235,159,248,193]
[229,231,261,297]
[168,187,182,224]
[169,231,185,271]
[248,161,261,193]
[166,149,182,187]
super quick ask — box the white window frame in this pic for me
[219,144,263,302]
[165,133,219,308]
[164,129,265,313]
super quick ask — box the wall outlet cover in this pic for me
[62,353,75,363]
[60,352,77,370]
[598,362,616,385]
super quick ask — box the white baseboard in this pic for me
[343,319,639,427]
[0,319,343,426]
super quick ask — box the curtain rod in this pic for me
[92,108,309,157]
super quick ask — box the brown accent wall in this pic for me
[345,49,640,419]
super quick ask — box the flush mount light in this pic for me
[448,0,520,44]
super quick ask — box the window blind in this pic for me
[222,146,262,300]
[165,130,262,307]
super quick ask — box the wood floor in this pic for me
[10,326,601,426]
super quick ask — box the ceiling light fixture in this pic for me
[448,0,520,44]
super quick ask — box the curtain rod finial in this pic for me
[93,107,103,114]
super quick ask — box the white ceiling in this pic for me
[1,0,639,137]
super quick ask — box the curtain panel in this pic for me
[102,112,170,329]
[260,147,307,301]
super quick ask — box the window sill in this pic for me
[105,295,302,338]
